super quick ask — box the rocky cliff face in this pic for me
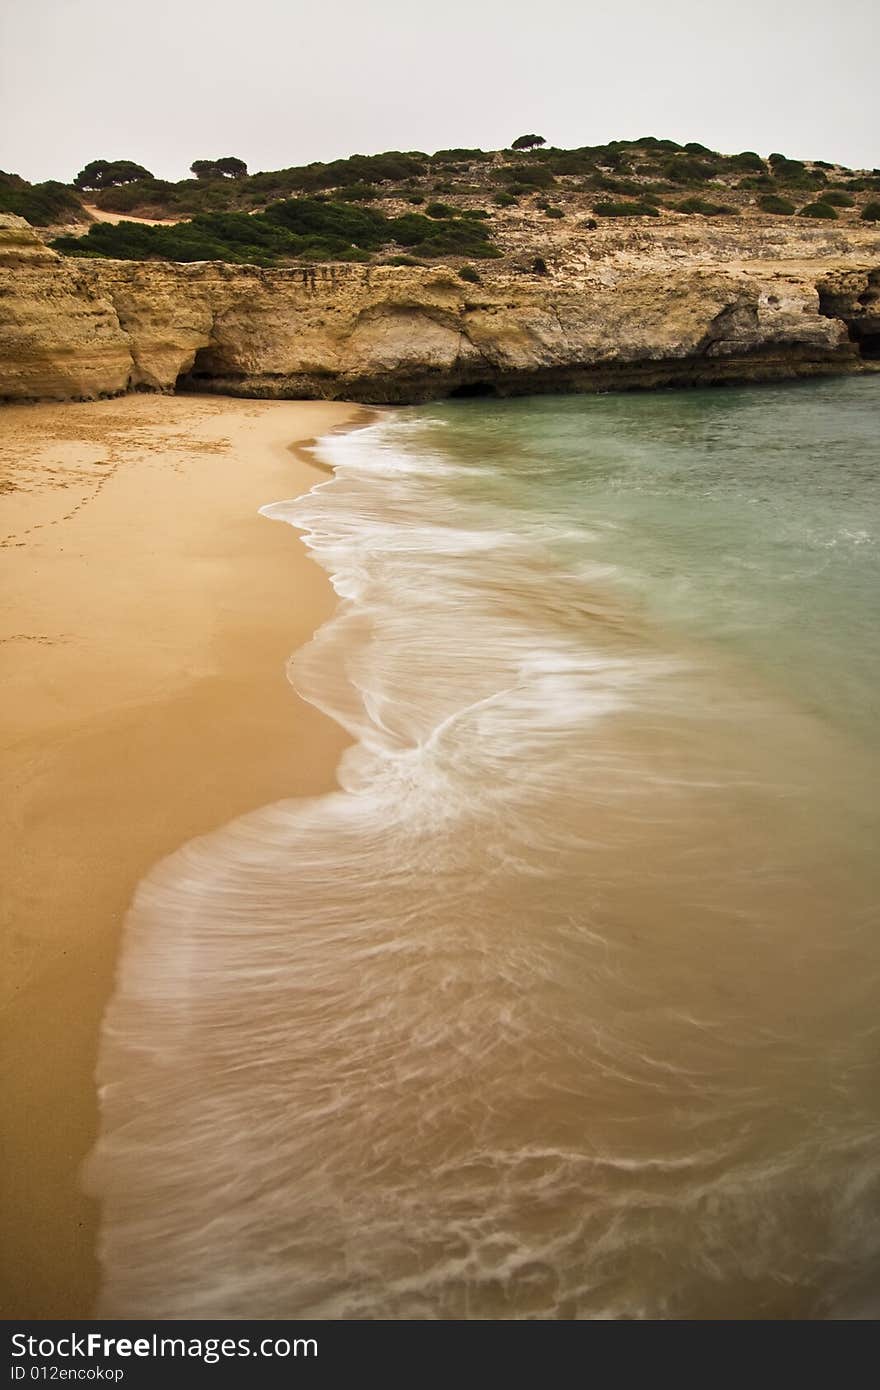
[1,214,878,404]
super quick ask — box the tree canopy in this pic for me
[511,134,546,151]
[190,157,248,180]
[73,160,153,191]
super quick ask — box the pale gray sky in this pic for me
[1,0,876,184]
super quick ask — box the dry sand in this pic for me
[0,393,364,1317]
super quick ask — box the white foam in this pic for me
[86,411,880,1320]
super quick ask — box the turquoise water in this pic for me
[90,378,880,1319]
[408,378,880,750]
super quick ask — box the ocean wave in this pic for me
[87,408,880,1319]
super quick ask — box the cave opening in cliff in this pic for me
[175,347,218,393]
[448,381,498,399]
[856,333,880,360]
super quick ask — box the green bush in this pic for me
[425,201,453,218]
[496,163,556,190]
[821,190,855,207]
[388,211,498,257]
[384,255,420,265]
[772,158,824,189]
[407,194,425,205]
[757,194,796,215]
[861,202,880,222]
[338,183,379,202]
[264,198,389,246]
[544,206,564,218]
[593,200,660,217]
[0,173,85,226]
[662,156,717,184]
[729,151,765,172]
[672,197,731,216]
[589,173,645,197]
[51,195,499,265]
[798,202,838,219]
[431,148,492,164]
[93,178,177,214]
[458,264,481,283]
[634,137,682,151]
[493,191,517,207]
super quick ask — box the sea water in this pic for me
[89,378,880,1319]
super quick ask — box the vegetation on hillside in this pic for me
[4,135,876,267]
[49,198,501,266]
[0,171,86,226]
[190,157,248,180]
[73,160,154,191]
[42,140,877,226]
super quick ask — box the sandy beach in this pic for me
[0,393,362,1318]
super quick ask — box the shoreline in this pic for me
[0,394,368,1317]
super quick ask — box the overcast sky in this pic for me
[1,0,876,184]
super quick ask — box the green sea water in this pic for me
[409,377,880,752]
[91,377,880,1319]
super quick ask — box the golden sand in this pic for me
[0,394,362,1317]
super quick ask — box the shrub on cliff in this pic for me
[798,202,838,219]
[338,183,380,202]
[772,159,826,189]
[431,148,493,165]
[51,215,378,265]
[426,202,453,218]
[729,151,765,172]
[593,200,660,217]
[672,197,732,216]
[264,197,388,246]
[661,156,717,184]
[51,195,501,266]
[458,264,481,283]
[841,177,880,193]
[496,163,556,191]
[757,193,796,214]
[0,174,86,226]
[388,211,499,257]
[820,190,854,207]
[589,174,646,198]
[544,206,564,218]
[493,192,517,207]
[92,179,178,214]
[861,202,880,221]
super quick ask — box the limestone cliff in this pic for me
[1,214,878,404]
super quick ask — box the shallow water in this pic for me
[89,379,880,1319]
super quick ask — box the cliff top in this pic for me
[3,137,878,273]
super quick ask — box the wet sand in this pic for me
[0,394,362,1317]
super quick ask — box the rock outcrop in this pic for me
[1,214,878,404]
